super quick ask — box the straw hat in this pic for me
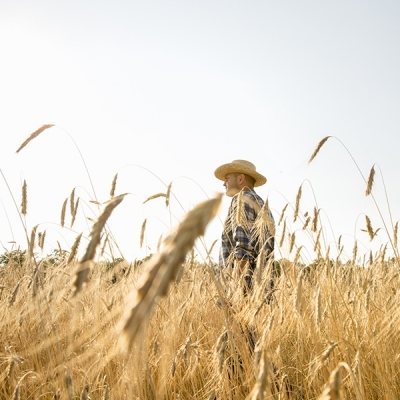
[214,159,267,187]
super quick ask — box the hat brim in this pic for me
[214,163,267,187]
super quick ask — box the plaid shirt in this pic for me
[219,190,275,270]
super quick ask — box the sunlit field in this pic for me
[1,127,400,399]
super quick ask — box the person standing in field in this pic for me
[214,159,275,299]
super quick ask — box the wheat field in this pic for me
[1,130,400,399]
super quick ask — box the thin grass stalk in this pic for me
[0,169,30,248]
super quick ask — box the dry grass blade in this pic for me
[394,222,398,250]
[118,194,222,350]
[16,124,55,153]
[73,194,126,296]
[365,165,375,196]
[110,173,118,198]
[309,136,331,163]
[143,193,166,204]
[21,180,27,215]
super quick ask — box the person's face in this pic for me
[223,173,242,197]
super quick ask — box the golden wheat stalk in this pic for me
[9,282,20,307]
[315,288,321,326]
[61,198,68,227]
[394,222,398,250]
[365,215,374,241]
[143,193,166,204]
[293,185,302,222]
[69,188,76,216]
[118,194,222,351]
[70,198,80,228]
[309,136,331,163]
[100,234,109,257]
[365,165,375,196]
[293,245,303,267]
[29,225,38,253]
[303,216,311,230]
[318,365,341,400]
[235,190,245,226]
[279,220,286,248]
[249,351,271,399]
[352,240,358,265]
[140,219,147,248]
[312,207,319,232]
[110,173,118,198]
[295,272,303,315]
[73,194,126,296]
[68,233,82,264]
[278,203,288,226]
[21,180,27,215]
[15,124,55,153]
[166,182,172,207]
[38,231,46,250]
[289,232,296,253]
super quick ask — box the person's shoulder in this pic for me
[243,190,263,203]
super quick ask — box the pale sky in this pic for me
[1,1,400,264]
